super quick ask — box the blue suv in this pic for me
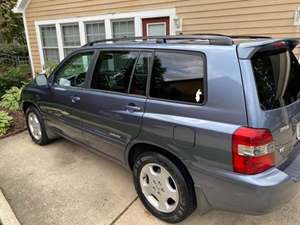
[21,35,300,223]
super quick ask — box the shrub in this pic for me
[0,87,21,111]
[0,65,8,74]
[0,64,31,97]
[0,111,12,136]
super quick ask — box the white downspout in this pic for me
[13,1,35,76]
[22,12,35,76]
[294,9,300,61]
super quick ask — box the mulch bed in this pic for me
[0,107,27,140]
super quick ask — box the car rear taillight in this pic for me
[232,127,275,175]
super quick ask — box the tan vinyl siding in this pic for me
[24,0,300,73]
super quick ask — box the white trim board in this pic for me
[13,1,34,75]
[13,0,31,13]
[35,8,176,69]
[23,13,35,75]
[35,9,176,26]
[13,0,29,13]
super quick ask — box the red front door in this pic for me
[142,17,170,37]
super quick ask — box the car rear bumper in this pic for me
[191,144,300,215]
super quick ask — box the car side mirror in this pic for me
[35,74,49,87]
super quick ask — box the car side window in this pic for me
[150,51,205,104]
[91,51,139,93]
[129,52,152,96]
[54,51,94,87]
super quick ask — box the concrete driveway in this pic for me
[0,132,300,225]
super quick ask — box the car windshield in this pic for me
[251,49,300,110]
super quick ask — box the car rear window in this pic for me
[150,51,205,104]
[252,50,300,110]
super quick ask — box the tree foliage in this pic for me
[0,0,26,44]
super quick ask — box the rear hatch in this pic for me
[241,39,300,166]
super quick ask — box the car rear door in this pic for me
[45,50,96,141]
[239,40,300,166]
[79,50,152,162]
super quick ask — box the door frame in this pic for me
[142,17,170,37]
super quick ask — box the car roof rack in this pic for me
[83,34,272,47]
[83,35,234,47]
[192,33,271,39]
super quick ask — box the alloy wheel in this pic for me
[140,163,179,213]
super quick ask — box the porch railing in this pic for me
[0,53,29,66]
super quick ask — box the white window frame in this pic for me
[61,22,81,57]
[111,18,135,39]
[39,25,60,64]
[35,8,176,68]
[84,21,106,43]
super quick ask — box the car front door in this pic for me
[79,50,152,162]
[45,50,96,141]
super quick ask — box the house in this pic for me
[13,0,300,75]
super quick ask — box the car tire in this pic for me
[133,152,196,223]
[26,106,51,145]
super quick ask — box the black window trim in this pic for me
[50,47,208,105]
[49,49,97,90]
[85,48,154,99]
[148,49,208,106]
[128,50,154,97]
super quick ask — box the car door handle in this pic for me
[70,96,81,103]
[125,104,141,112]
